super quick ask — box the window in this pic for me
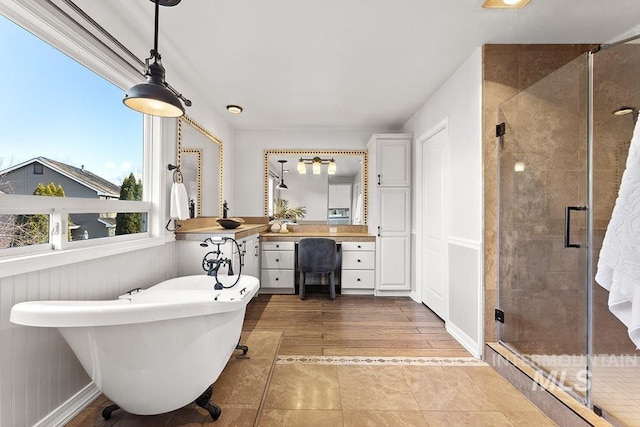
[0,5,159,262]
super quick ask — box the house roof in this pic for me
[0,157,121,198]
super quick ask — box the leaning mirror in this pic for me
[263,150,368,225]
[178,116,223,217]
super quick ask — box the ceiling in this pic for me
[73,0,640,130]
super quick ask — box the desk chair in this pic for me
[298,238,337,300]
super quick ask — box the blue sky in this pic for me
[0,14,143,186]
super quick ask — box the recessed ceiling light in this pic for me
[482,0,530,8]
[226,105,243,114]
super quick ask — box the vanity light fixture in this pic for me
[297,157,337,175]
[276,160,288,189]
[123,0,189,118]
[481,0,530,8]
[226,105,243,114]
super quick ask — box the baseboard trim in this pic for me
[34,382,100,427]
[446,322,482,358]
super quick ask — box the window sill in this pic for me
[0,236,171,279]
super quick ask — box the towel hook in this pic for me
[165,219,182,232]
[168,164,183,183]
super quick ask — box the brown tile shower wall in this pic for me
[482,44,594,345]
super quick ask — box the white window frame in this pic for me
[0,1,168,279]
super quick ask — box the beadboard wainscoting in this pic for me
[447,238,483,358]
[0,243,177,427]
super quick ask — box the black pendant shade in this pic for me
[276,160,288,189]
[123,0,185,117]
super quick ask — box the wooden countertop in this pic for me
[175,223,269,241]
[174,217,374,242]
[260,231,375,242]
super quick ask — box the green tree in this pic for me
[14,182,66,246]
[116,173,143,235]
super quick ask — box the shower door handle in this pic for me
[564,205,587,248]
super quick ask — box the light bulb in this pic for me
[297,160,306,174]
[328,159,337,175]
[514,162,525,172]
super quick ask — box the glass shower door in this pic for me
[497,53,590,402]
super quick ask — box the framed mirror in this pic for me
[263,150,368,225]
[178,116,223,217]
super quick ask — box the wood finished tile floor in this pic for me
[66,294,557,426]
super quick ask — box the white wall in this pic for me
[403,47,483,356]
[232,129,384,217]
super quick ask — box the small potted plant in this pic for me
[272,198,306,232]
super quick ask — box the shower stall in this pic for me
[497,38,640,426]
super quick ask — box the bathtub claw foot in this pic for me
[101,403,120,420]
[236,343,249,356]
[195,386,221,421]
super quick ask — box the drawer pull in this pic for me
[275,277,279,281]
[276,244,280,248]
[357,259,361,263]
[275,259,279,262]
[357,278,361,282]
[357,245,361,248]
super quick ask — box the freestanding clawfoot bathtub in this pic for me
[10,274,259,420]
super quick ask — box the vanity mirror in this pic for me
[264,150,368,225]
[177,116,223,217]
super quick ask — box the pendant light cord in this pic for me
[153,0,160,58]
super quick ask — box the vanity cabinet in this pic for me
[260,241,295,294]
[238,233,260,279]
[341,241,375,293]
[368,134,412,295]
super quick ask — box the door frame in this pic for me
[415,118,450,320]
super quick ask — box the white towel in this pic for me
[595,118,640,348]
[353,193,362,225]
[170,182,189,220]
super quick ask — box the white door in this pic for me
[419,127,449,319]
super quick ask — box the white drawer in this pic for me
[262,241,295,251]
[260,269,294,289]
[261,251,295,269]
[342,251,375,270]
[341,269,375,289]
[341,241,375,252]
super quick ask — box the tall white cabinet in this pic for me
[367,134,412,295]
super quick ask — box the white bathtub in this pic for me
[10,274,259,416]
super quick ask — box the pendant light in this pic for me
[123,0,185,118]
[276,160,288,189]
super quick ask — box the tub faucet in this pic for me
[200,237,235,290]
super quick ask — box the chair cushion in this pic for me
[298,238,337,273]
